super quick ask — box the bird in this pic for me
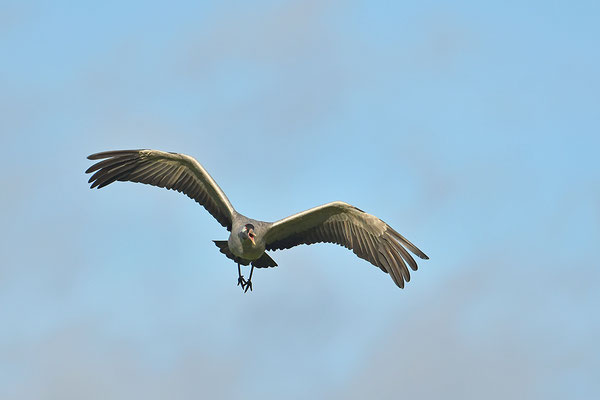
[86,149,428,292]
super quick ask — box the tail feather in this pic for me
[213,240,251,266]
[213,240,278,268]
[252,252,278,268]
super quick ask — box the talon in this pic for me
[244,280,253,293]
[236,263,247,290]
[237,275,246,287]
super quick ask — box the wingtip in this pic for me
[87,149,145,160]
[87,152,107,160]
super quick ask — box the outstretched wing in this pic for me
[264,201,428,288]
[86,149,235,230]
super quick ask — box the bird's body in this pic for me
[86,149,428,291]
[228,216,267,261]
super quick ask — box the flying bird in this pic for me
[86,149,428,292]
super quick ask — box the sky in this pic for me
[1,0,599,399]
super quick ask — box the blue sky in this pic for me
[1,1,599,399]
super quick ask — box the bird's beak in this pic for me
[248,229,256,245]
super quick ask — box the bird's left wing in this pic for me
[86,149,235,230]
[264,201,428,288]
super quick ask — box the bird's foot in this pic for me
[237,275,247,288]
[244,280,253,293]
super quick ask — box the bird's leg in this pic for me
[237,263,247,289]
[244,265,254,293]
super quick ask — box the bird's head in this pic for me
[241,223,256,245]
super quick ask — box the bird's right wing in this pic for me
[264,201,428,288]
[86,149,236,230]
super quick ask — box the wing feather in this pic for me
[86,149,235,230]
[388,241,410,283]
[264,201,428,289]
[386,243,407,287]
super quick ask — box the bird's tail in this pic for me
[213,240,278,268]
[213,240,251,265]
[251,252,278,268]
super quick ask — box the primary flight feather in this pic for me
[86,149,428,291]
